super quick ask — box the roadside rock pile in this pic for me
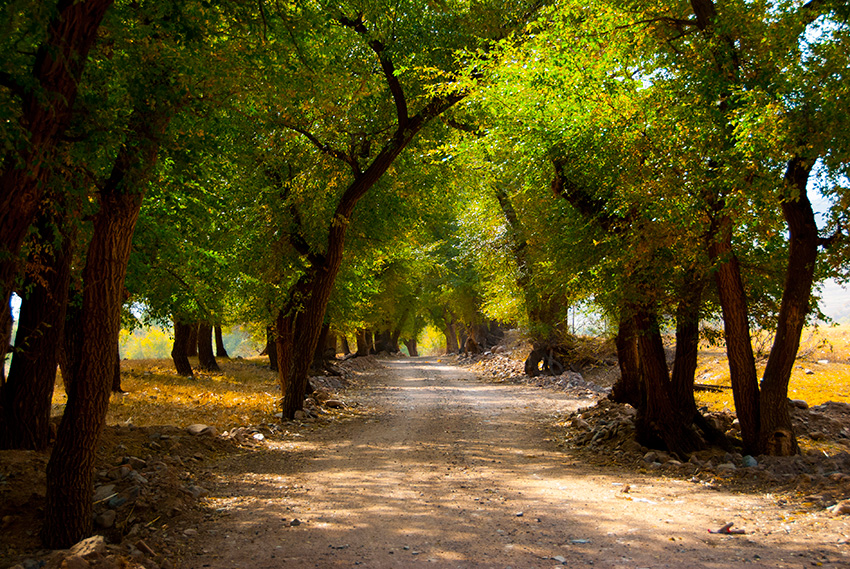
[1,424,245,569]
[559,398,850,512]
[466,352,610,399]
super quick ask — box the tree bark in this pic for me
[633,306,703,457]
[171,319,194,377]
[266,326,278,371]
[708,214,760,454]
[340,333,351,356]
[1,207,75,450]
[214,324,229,358]
[670,273,704,419]
[197,321,220,372]
[43,95,174,547]
[355,328,371,357]
[611,310,643,407]
[112,344,123,393]
[0,0,114,390]
[443,321,460,354]
[759,157,817,455]
[186,321,198,357]
[403,338,418,356]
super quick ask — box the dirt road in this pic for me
[185,357,850,568]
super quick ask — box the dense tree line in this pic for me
[0,0,847,548]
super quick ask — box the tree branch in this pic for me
[283,121,358,171]
[338,14,409,128]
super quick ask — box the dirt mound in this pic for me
[555,397,850,511]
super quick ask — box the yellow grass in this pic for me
[52,357,282,431]
[695,324,850,411]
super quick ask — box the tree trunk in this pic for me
[186,321,198,357]
[266,326,278,371]
[633,306,703,457]
[0,0,114,378]
[355,328,371,357]
[43,186,146,548]
[0,297,11,386]
[214,324,229,358]
[403,338,418,357]
[274,55,467,419]
[171,319,194,377]
[759,157,817,455]
[611,310,643,407]
[670,273,704,419]
[312,322,331,370]
[708,214,760,454]
[340,333,351,356]
[112,344,123,393]
[197,321,220,372]
[443,321,460,354]
[1,208,74,450]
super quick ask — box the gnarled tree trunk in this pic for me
[197,321,220,372]
[171,319,194,377]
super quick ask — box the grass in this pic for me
[52,357,282,431]
[695,324,850,411]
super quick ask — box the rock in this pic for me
[93,484,116,503]
[186,424,218,437]
[621,439,643,453]
[790,399,809,409]
[107,495,127,508]
[183,528,198,536]
[742,455,758,468]
[127,456,148,470]
[183,484,210,499]
[666,460,683,468]
[69,535,107,559]
[717,462,737,472]
[804,369,815,375]
[60,555,90,569]
[828,500,850,516]
[293,410,309,420]
[289,519,302,527]
[324,399,345,408]
[818,359,829,364]
[95,510,117,528]
[643,451,658,463]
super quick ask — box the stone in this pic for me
[95,510,117,528]
[790,399,809,409]
[60,555,90,569]
[804,369,815,375]
[183,528,198,536]
[93,484,116,503]
[293,410,309,420]
[107,495,127,508]
[324,399,345,408]
[622,439,643,453]
[186,424,218,437]
[666,460,683,468]
[643,451,658,463]
[69,535,107,559]
[829,501,850,516]
[127,456,148,469]
[289,519,302,527]
[742,455,758,468]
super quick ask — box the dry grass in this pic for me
[695,324,850,412]
[52,357,282,431]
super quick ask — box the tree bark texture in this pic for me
[759,157,817,455]
[355,328,371,357]
[43,97,172,548]
[340,333,351,356]
[633,307,703,457]
[403,338,418,357]
[43,189,144,548]
[670,273,704,420]
[186,322,198,357]
[266,326,278,372]
[171,320,194,377]
[708,214,760,454]
[196,321,220,372]
[611,310,643,407]
[0,0,114,393]
[214,324,229,358]
[0,209,75,450]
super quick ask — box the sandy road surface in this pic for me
[185,357,850,568]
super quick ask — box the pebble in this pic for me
[69,535,107,559]
[183,528,198,536]
[95,510,117,529]
[289,519,302,527]
[829,501,850,516]
[643,451,658,463]
[742,455,758,468]
[186,424,218,437]
[791,399,809,409]
[93,485,116,503]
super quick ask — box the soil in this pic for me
[4,356,850,569]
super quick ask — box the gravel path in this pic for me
[185,357,850,568]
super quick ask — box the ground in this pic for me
[2,334,850,568]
